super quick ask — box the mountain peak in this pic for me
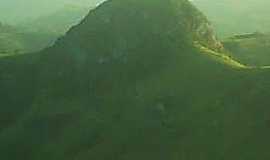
[52,0,222,54]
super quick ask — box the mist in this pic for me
[191,0,270,37]
[0,0,104,24]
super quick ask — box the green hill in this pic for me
[1,0,270,159]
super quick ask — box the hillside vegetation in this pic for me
[1,0,270,160]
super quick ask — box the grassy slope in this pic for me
[194,42,247,68]
[1,0,270,159]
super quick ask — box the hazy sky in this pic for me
[0,0,104,24]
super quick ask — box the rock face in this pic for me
[193,20,223,50]
[173,0,223,50]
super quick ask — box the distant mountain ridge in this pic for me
[20,5,91,35]
[0,23,23,55]
[223,33,270,66]
[192,0,270,37]
[0,3,104,56]
[0,0,104,24]
[0,22,56,55]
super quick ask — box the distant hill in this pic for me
[0,0,104,24]
[20,5,91,35]
[0,22,55,56]
[192,0,270,38]
[0,23,24,55]
[223,33,270,66]
[0,4,100,56]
